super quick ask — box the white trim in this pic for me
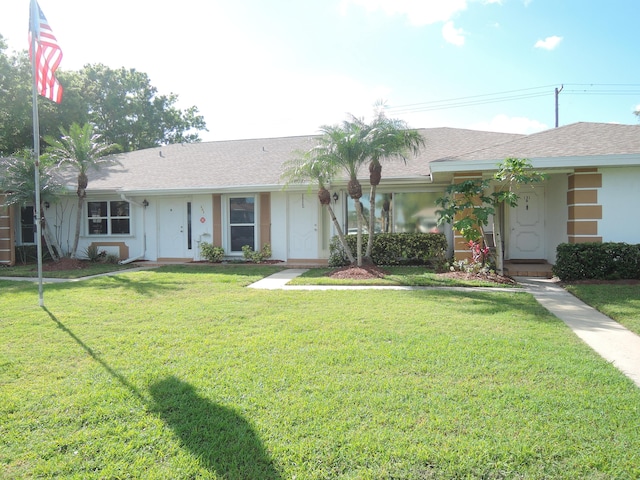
[429,154,640,174]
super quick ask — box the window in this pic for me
[229,197,255,251]
[346,192,443,234]
[87,200,130,235]
[20,206,35,244]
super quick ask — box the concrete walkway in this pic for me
[515,277,640,388]
[250,269,640,388]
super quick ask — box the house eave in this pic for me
[429,153,640,174]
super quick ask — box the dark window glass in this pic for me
[87,200,130,235]
[231,226,254,251]
[20,206,35,243]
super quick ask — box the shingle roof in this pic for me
[437,122,640,162]
[75,127,523,193]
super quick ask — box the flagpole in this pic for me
[30,0,44,307]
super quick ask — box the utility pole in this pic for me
[555,85,563,127]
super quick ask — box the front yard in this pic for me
[1,265,639,479]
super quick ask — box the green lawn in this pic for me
[0,261,136,279]
[564,283,640,337]
[1,265,639,479]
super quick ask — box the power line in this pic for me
[385,84,640,115]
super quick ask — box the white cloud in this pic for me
[470,114,548,134]
[442,21,466,46]
[534,35,563,50]
[341,0,468,26]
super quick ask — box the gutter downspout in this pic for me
[119,193,147,264]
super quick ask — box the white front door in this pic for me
[158,197,190,259]
[508,187,545,259]
[288,193,318,259]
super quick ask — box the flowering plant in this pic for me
[468,240,491,266]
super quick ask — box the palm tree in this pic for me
[313,119,372,266]
[44,123,120,258]
[0,150,64,260]
[361,110,425,259]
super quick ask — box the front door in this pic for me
[158,197,190,259]
[288,193,318,259]
[508,186,545,259]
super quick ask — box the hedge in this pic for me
[329,232,448,268]
[553,242,640,281]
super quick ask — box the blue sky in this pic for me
[2,0,639,141]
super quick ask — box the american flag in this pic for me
[29,0,63,103]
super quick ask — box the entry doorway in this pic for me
[507,187,545,260]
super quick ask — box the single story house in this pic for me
[1,122,639,269]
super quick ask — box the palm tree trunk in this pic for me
[40,215,60,262]
[354,198,363,266]
[365,184,378,259]
[493,204,505,276]
[71,196,83,258]
[325,204,355,264]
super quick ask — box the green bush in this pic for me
[241,244,272,263]
[329,233,448,268]
[200,242,225,263]
[84,244,107,262]
[553,242,640,281]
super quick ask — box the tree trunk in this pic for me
[40,210,60,261]
[365,161,382,260]
[493,204,505,276]
[354,198,363,266]
[325,204,355,264]
[365,183,378,259]
[71,196,83,258]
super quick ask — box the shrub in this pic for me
[329,233,448,268]
[200,242,225,263]
[553,242,640,281]
[84,244,107,262]
[241,244,272,263]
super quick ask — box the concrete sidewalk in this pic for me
[249,269,640,388]
[516,277,640,388]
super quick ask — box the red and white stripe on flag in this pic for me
[29,0,63,103]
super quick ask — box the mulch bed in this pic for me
[326,264,517,285]
[42,258,89,272]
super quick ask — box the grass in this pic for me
[289,266,513,288]
[1,265,639,479]
[564,283,640,336]
[0,261,136,279]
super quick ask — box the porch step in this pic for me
[504,261,554,278]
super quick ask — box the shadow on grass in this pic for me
[43,307,145,402]
[149,376,282,480]
[44,308,281,478]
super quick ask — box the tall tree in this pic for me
[75,64,207,151]
[0,150,64,260]
[0,41,208,155]
[360,107,424,259]
[44,123,120,258]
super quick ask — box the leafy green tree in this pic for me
[0,150,64,260]
[0,36,34,156]
[44,123,120,258]
[436,157,546,275]
[0,40,207,155]
[73,64,207,151]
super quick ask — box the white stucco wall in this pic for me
[600,167,640,243]
[270,191,287,262]
[544,174,569,263]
